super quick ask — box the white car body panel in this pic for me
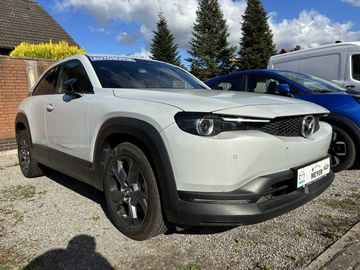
[162,121,332,192]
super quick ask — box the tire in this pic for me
[16,130,44,178]
[329,126,356,172]
[104,142,166,240]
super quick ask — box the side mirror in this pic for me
[276,84,291,96]
[62,78,82,98]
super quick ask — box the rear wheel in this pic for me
[104,142,166,240]
[329,126,356,172]
[16,130,43,178]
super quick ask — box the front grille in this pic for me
[249,115,320,137]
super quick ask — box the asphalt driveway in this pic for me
[0,150,359,270]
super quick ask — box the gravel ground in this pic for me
[0,150,359,270]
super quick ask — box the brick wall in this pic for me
[0,56,55,151]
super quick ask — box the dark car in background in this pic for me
[206,70,360,172]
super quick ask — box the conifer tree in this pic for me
[187,0,236,80]
[238,0,276,70]
[150,13,182,66]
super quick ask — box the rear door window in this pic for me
[245,74,299,94]
[208,76,243,91]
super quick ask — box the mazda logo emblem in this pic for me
[302,115,316,138]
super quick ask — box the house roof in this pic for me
[0,0,78,50]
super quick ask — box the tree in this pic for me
[293,45,302,51]
[238,0,276,70]
[187,0,236,80]
[150,13,182,66]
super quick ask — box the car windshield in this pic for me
[89,56,206,89]
[274,71,346,93]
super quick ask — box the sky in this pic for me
[37,0,360,62]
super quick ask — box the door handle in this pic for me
[346,85,355,89]
[46,104,54,112]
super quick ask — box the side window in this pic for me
[352,55,360,81]
[246,74,299,94]
[58,60,93,94]
[209,76,242,91]
[32,67,59,96]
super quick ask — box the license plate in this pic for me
[296,157,330,188]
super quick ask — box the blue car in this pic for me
[205,70,360,172]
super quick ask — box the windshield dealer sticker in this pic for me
[89,56,136,62]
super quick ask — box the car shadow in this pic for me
[165,225,235,236]
[23,234,114,270]
[43,168,236,237]
[42,168,111,221]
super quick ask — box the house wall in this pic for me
[0,56,55,151]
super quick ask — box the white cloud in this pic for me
[54,0,246,48]
[116,32,138,44]
[125,48,152,59]
[342,0,360,7]
[55,0,360,52]
[270,10,360,49]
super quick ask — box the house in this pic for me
[0,0,78,55]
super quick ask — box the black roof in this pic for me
[0,0,79,50]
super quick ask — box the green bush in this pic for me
[10,41,86,60]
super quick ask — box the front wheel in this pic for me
[329,126,356,172]
[104,142,166,240]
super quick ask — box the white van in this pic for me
[267,42,360,91]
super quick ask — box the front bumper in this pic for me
[166,169,334,226]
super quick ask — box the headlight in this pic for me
[174,112,271,136]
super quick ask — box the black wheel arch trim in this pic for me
[322,113,360,149]
[15,113,32,145]
[92,117,182,223]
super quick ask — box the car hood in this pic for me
[113,88,328,118]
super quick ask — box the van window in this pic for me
[299,54,341,81]
[353,55,360,81]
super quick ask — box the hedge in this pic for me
[10,41,86,60]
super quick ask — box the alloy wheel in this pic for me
[329,130,347,167]
[19,137,31,172]
[107,157,148,228]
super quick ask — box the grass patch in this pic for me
[256,263,273,270]
[0,185,36,202]
[320,226,344,239]
[184,263,200,270]
[0,208,23,224]
[296,229,305,237]
[234,237,246,245]
[88,216,100,221]
[289,255,305,267]
[322,198,359,212]
[318,213,332,220]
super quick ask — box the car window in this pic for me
[208,76,242,91]
[352,55,360,81]
[245,74,299,94]
[58,60,93,94]
[90,58,205,89]
[275,71,346,93]
[32,66,59,96]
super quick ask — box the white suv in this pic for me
[16,55,334,240]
